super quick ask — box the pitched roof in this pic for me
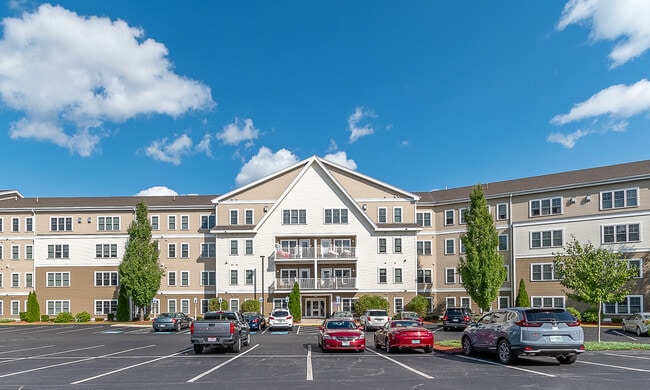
[0,195,217,210]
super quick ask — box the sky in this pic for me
[1,0,650,197]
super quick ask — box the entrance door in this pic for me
[305,299,326,318]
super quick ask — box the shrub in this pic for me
[75,311,92,323]
[354,295,389,318]
[26,291,41,322]
[566,307,581,321]
[611,317,623,324]
[107,313,115,321]
[19,312,28,321]
[53,312,75,323]
[41,315,50,322]
[582,308,599,323]
[208,297,229,311]
[240,299,261,313]
[404,295,430,317]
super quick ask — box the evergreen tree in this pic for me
[116,283,130,321]
[515,279,530,307]
[289,282,301,322]
[26,291,40,322]
[458,184,507,311]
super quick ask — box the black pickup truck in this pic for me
[190,311,251,354]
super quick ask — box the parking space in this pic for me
[0,324,649,388]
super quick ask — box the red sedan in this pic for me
[373,320,434,353]
[318,319,366,352]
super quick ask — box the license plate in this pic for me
[160,324,166,327]
[549,336,563,342]
[342,341,350,346]
[208,337,217,342]
[452,319,459,322]
[411,339,421,344]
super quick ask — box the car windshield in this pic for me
[368,310,388,316]
[204,312,237,320]
[158,313,173,318]
[524,309,575,322]
[392,321,420,328]
[273,311,289,317]
[333,312,353,318]
[326,321,357,329]
[242,312,257,317]
[446,309,465,315]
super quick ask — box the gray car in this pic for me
[621,312,650,336]
[461,307,585,364]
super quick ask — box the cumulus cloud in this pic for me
[0,4,214,155]
[546,129,592,148]
[557,0,650,68]
[135,186,179,196]
[195,133,212,157]
[323,151,357,170]
[145,134,194,165]
[235,147,299,186]
[348,107,376,143]
[217,118,259,145]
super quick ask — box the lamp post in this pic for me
[260,255,265,315]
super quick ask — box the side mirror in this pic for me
[358,325,364,330]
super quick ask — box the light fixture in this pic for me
[585,195,591,202]
[77,217,82,223]
[87,217,92,223]
[362,204,367,210]
[570,197,576,204]
[263,206,268,212]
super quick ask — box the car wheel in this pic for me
[497,339,514,364]
[622,323,627,332]
[424,347,433,354]
[244,333,251,346]
[175,323,181,332]
[374,335,382,349]
[556,355,577,364]
[442,326,448,331]
[193,344,203,354]
[385,338,392,353]
[637,327,642,337]
[232,336,242,353]
[462,336,474,356]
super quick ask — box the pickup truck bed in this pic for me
[190,311,251,354]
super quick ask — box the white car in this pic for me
[360,309,390,331]
[268,309,293,331]
[622,312,650,336]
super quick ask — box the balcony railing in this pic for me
[274,277,356,290]
[274,245,356,260]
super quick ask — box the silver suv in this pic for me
[360,309,389,331]
[461,307,585,364]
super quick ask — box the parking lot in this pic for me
[0,323,649,389]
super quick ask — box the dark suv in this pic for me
[442,307,472,331]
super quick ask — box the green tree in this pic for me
[354,295,389,318]
[404,295,429,317]
[240,299,260,313]
[458,184,507,311]
[25,291,40,322]
[553,238,638,342]
[118,200,163,320]
[289,282,301,322]
[116,283,130,321]
[515,279,530,307]
[208,297,229,311]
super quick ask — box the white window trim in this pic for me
[444,209,455,226]
[444,238,455,255]
[445,267,456,284]
[496,203,508,221]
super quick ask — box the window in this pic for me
[417,269,432,284]
[245,209,254,225]
[393,207,402,223]
[245,240,253,255]
[0,273,3,287]
[181,243,189,258]
[394,298,403,313]
[50,217,73,231]
[95,300,117,315]
[531,296,565,308]
[230,299,239,312]
[604,295,642,314]
[417,241,432,256]
[445,268,456,284]
[459,208,467,224]
[25,245,33,260]
[245,269,255,285]
[201,271,215,286]
[201,215,215,230]
[460,297,471,308]
[530,197,562,216]
[496,203,508,220]
[282,209,306,224]
[394,268,402,283]
[628,259,643,278]
[378,208,387,223]
[98,216,120,231]
[230,240,238,255]
[11,217,19,232]
[168,243,176,258]
[503,265,510,282]
[11,273,19,287]
[168,215,176,230]
[25,217,33,232]
[181,299,190,314]
[47,272,70,287]
[201,243,215,258]
[11,301,18,315]
[168,271,176,286]
[96,244,118,258]
[151,216,159,230]
[95,272,118,286]
[0,245,3,259]
[394,238,402,253]
[11,245,18,260]
[378,268,387,283]
[47,300,70,315]
[181,271,189,286]
[25,273,33,288]
[498,234,508,251]
[230,210,239,225]
[230,270,238,285]
[603,223,640,243]
[47,244,70,259]
[530,230,563,248]
[498,296,511,309]
[168,299,177,312]
[444,210,454,225]
[0,218,3,232]
[416,212,432,227]
[444,239,455,254]
[181,215,189,230]
[531,263,556,281]
[378,238,387,253]
[601,188,638,210]
[324,208,349,224]
[446,297,456,308]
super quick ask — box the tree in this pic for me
[553,238,638,342]
[404,295,429,317]
[208,297,229,311]
[240,299,260,313]
[25,291,40,322]
[116,283,130,321]
[458,184,507,311]
[515,279,530,307]
[118,200,163,320]
[354,295,389,318]
[289,282,301,322]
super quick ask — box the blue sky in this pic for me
[1,0,649,197]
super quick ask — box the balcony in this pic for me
[273,277,357,291]
[273,245,356,261]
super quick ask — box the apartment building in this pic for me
[0,157,648,320]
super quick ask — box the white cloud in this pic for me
[557,0,650,68]
[235,147,299,186]
[0,4,214,156]
[145,134,193,165]
[546,129,591,148]
[323,151,357,170]
[196,133,212,157]
[327,138,338,152]
[135,186,179,196]
[348,107,375,143]
[217,118,259,145]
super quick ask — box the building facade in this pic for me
[0,157,648,320]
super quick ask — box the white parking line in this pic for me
[0,345,53,355]
[0,345,104,365]
[456,355,557,377]
[365,348,434,379]
[579,360,650,373]
[611,330,638,341]
[602,352,650,361]
[57,326,106,334]
[187,344,259,383]
[306,345,313,381]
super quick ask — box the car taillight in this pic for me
[463,316,470,321]
[252,319,259,323]
[190,322,194,334]
[515,320,542,327]
[229,322,235,334]
[287,316,292,320]
[269,316,275,320]
[367,316,371,321]
[442,316,448,321]
[567,320,581,327]
[172,318,176,324]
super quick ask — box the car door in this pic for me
[470,312,493,349]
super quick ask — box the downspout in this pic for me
[509,193,515,306]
